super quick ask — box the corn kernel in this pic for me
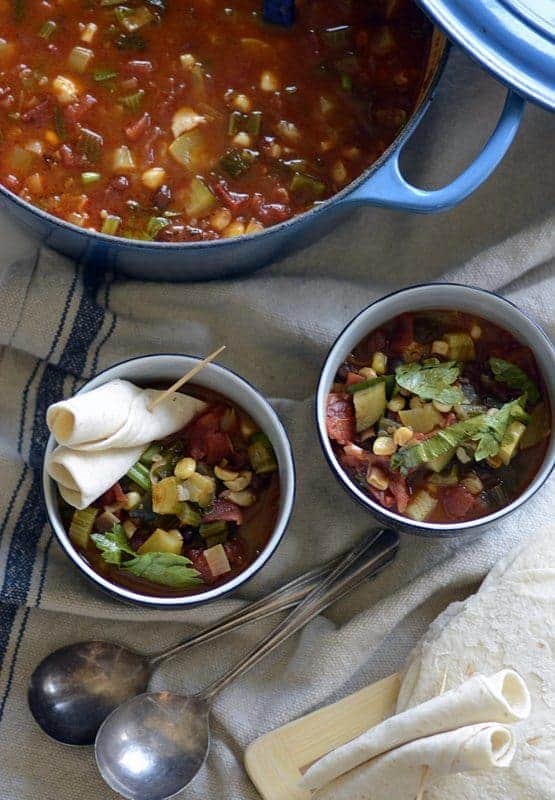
[371,352,388,375]
[409,396,424,409]
[210,207,232,232]
[179,53,196,69]
[52,75,79,105]
[214,465,239,482]
[260,70,279,92]
[174,457,197,480]
[394,426,413,446]
[359,367,377,379]
[470,324,482,340]
[44,129,60,146]
[431,340,449,356]
[245,218,264,235]
[232,93,252,112]
[387,396,406,412]
[232,131,251,148]
[80,22,98,43]
[367,467,389,491]
[141,167,166,190]
[222,220,246,237]
[456,446,472,464]
[487,455,503,469]
[373,436,397,457]
[433,400,453,413]
[462,473,483,495]
[332,160,347,185]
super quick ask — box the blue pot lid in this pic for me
[418,0,555,110]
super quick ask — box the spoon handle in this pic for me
[198,528,396,703]
[150,530,398,666]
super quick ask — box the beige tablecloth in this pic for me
[0,48,553,800]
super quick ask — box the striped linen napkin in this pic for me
[0,50,553,800]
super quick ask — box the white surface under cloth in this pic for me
[0,49,553,800]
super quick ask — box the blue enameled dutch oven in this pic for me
[0,0,553,281]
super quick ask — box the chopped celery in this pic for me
[183,177,217,218]
[138,528,183,555]
[168,129,204,170]
[38,20,57,39]
[219,148,255,178]
[199,520,228,539]
[81,171,101,185]
[146,216,168,238]
[152,476,182,514]
[69,507,98,549]
[121,89,145,111]
[140,443,162,465]
[78,127,103,162]
[290,172,325,200]
[248,433,278,474]
[405,490,437,521]
[101,214,121,235]
[68,46,94,74]
[126,460,151,491]
[94,67,118,81]
[179,502,202,527]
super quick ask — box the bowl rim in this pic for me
[43,353,296,607]
[0,33,449,253]
[316,282,555,535]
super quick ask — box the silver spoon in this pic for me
[28,529,398,745]
[95,528,393,800]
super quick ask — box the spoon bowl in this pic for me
[96,692,210,800]
[28,641,150,745]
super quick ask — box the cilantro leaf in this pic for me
[489,358,539,404]
[123,552,202,589]
[391,396,529,472]
[395,360,463,406]
[91,524,134,565]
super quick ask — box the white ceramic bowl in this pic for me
[316,284,555,537]
[43,354,296,607]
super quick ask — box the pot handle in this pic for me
[345,90,524,213]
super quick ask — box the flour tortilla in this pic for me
[47,379,206,450]
[46,445,144,509]
[302,669,529,793]
[396,526,555,800]
[313,724,516,800]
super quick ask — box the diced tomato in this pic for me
[256,202,291,225]
[441,486,475,519]
[186,408,231,463]
[326,393,355,445]
[389,313,414,356]
[125,112,151,142]
[366,485,395,507]
[442,412,458,428]
[346,372,365,386]
[202,498,243,525]
[389,471,410,512]
[99,482,126,507]
[204,431,233,465]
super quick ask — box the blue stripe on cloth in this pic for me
[0,262,109,721]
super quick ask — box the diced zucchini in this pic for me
[179,501,202,527]
[183,177,217,218]
[499,421,527,465]
[520,403,550,450]
[184,472,216,508]
[353,381,386,432]
[69,507,98,549]
[405,490,437,521]
[152,476,183,514]
[168,129,204,171]
[425,447,456,474]
[138,528,183,555]
[443,332,476,361]
[428,464,459,485]
[248,433,278,474]
[204,543,231,578]
[199,521,228,539]
[399,403,442,434]
[347,374,395,398]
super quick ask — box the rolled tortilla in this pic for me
[302,669,529,793]
[46,445,144,509]
[47,379,206,450]
[312,724,516,800]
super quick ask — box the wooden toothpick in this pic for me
[147,345,226,412]
[415,668,448,800]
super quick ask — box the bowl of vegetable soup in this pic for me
[316,284,554,537]
[0,1,524,280]
[43,354,296,607]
